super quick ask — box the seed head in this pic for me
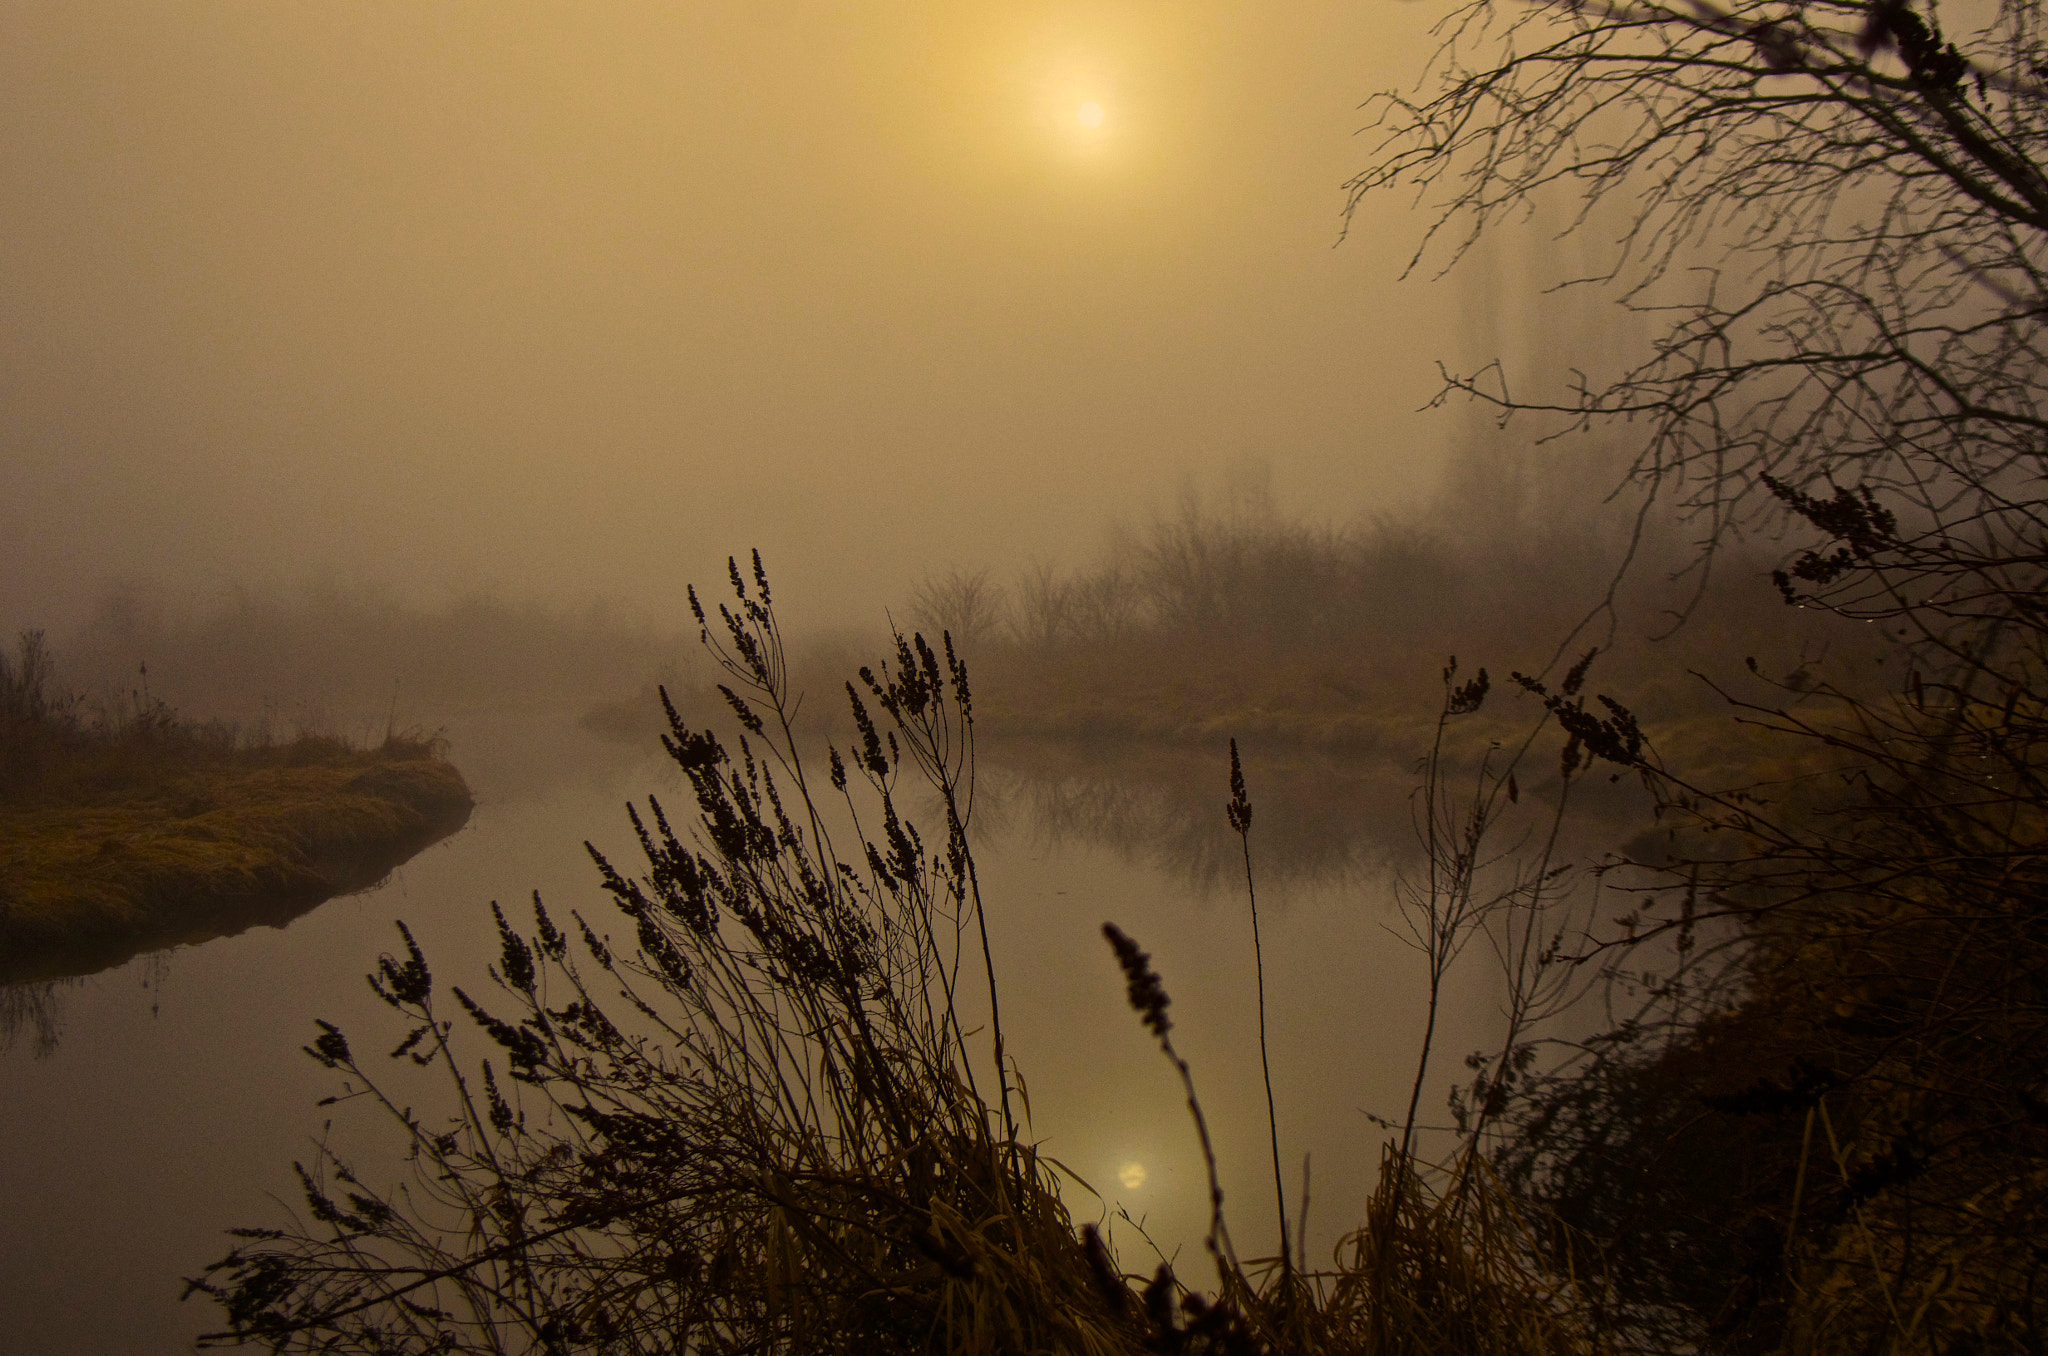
[1226,738,1252,835]
[1103,922,1172,1039]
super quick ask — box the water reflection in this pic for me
[982,737,1426,896]
[0,978,78,1057]
[3,957,176,1058]
[0,881,407,1054]
[0,708,1649,1064]
[1,880,360,991]
[0,710,1575,1356]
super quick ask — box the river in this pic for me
[0,707,1523,1355]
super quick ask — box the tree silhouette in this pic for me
[1354,0,2048,655]
[1349,3,2048,1349]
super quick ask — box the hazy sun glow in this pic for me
[1025,42,1123,151]
[1118,1161,1147,1190]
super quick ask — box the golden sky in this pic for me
[0,0,1491,632]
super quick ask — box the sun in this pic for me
[1117,1161,1147,1190]
[1076,101,1105,128]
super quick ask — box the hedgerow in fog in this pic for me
[904,466,1876,762]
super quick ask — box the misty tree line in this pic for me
[907,472,1648,659]
[906,490,1318,653]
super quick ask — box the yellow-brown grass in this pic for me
[0,738,472,983]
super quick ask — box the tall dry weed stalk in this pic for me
[1225,738,1291,1283]
[1093,676,1630,1356]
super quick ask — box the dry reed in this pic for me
[191,558,1612,1356]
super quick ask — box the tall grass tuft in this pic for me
[194,555,1135,1352]
[194,559,1613,1355]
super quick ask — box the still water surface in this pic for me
[0,714,1505,1355]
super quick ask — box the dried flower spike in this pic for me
[1102,922,1172,1039]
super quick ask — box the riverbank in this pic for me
[0,736,472,984]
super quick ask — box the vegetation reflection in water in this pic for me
[978,737,1649,901]
[0,976,79,1058]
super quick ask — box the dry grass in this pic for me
[183,549,2027,1356]
[0,717,472,983]
[191,561,1620,1356]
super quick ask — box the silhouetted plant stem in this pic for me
[1396,663,1483,1173]
[965,848,1014,1149]
[862,626,1014,1150]
[943,630,1013,1148]
[1101,922,1238,1281]
[1227,738,1290,1281]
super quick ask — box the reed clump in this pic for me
[190,552,2030,1356]
[193,558,1615,1356]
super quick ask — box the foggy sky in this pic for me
[0,0,1539,640]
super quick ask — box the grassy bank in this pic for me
[0,634,473,985]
